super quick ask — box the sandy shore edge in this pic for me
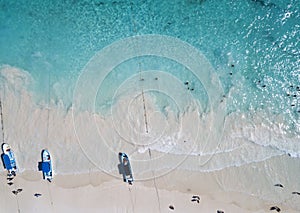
[1,156,299,213]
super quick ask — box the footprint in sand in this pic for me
[192,195,200,199]
[11,189,23,195]
[270,206,281,212]
[34,193,42,197]
[191,198,199,203]
[191,195,200,203]
[169,205,174,210]
[274,184,284,188]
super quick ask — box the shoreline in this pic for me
[1,154,299,212]
[1,66,299,212]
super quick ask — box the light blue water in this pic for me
[0,0,299,132]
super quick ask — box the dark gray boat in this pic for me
[118,152,134,185]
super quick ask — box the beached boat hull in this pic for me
[119,152,134,184]
[41,149,53,182]
[1,143,17,175]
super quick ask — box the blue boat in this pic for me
[41,149,53,182]
[1,143,17,176]
[118,152,134,185]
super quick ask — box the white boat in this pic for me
[118,152,134,184]
[1,143,17,176]
[41,149,53,182]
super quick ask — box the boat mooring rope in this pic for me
[128,185,136,213]
[1,93,21,212]
[148,149,161,213]
[128,2,149,134]
[46,69,51,148]
[14,183,21,213]
[47,181,54,208]
[0,97,5,143]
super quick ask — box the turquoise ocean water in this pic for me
[0,0,299,150]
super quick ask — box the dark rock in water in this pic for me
[184,81,189,85]
[270,206,281,212]
[292,192,300,195]
[169,205,174,210]
[274,184,284,188]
